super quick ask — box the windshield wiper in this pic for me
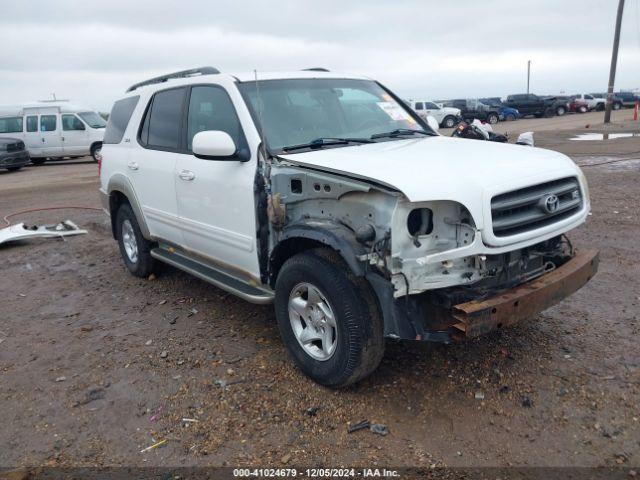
[370,129,434,140]
[282,137,373,152]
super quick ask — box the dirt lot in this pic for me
[1,112,639,471]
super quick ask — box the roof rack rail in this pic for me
[126,66,220,93]
[303,67,330,72]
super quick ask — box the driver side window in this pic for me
[186,85,243,151]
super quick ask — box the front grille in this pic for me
[6,141,25,152]
[491,177,582,237]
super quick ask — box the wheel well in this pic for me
[90,141,102,153]
[268,238,333,288]
[108,190,130,238]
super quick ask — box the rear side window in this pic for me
[414,102,423,110]
[139,87,186,150]
[0,116,23,133]
[40,115,57,132]
[26,116,38,132]
[104,96,139,144]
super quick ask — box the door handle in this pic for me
[178,170,196,181]
[127,161,139,171]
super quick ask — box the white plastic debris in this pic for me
[0,220,87,246]
[516,131,535,147]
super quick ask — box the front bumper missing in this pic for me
[450,249,599,338]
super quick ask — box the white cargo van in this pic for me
[0,102,105,164]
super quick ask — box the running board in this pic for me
[150,247,274,305]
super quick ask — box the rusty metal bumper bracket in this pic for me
[451,249,600,338]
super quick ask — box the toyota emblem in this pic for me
[543,194,559,213]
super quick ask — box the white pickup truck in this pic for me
[100,67,598,387]
[409,100,461,128]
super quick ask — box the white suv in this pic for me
[100,67,598,387]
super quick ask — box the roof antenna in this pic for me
[253,69,268,161]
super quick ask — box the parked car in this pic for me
[100,66,597,387]
[614,91,638,108]
[568,97,589,113]
[589,93,623,110]
[479,98,520,121]
[574,94,603,111]
[409,100,461,128]
[0,102,106,165]
[0,137,30,172]
[505,94,569,117]
[444,99,501,124]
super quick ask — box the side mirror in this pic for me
[426,115,440,133]
[192,131,237,159]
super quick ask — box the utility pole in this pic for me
[526,60,531,94]
[605,0,625,123]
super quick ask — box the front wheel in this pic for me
[612,102,622,110]
[275,250,384,388]
[487,113,499,124]
[556,106,566,116]
[505,113,516,121]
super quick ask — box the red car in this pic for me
[568,97,589,113]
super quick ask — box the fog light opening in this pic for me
[407,208,433,237]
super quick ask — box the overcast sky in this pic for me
[1,0,639,111]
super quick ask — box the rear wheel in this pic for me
[505,113,516,121]
[578,105,588,113]
[274,250,384,387]
[115,203,157,278]
[556,106,566,116]
[90,143,102,162]
[487,113,499,124]
[612,102,622,110]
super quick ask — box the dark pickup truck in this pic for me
[445,99,501,124]
[505,94,570,118]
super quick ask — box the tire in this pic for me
[556,106,566,116]
[578,105,588,113]
[115,203,157,278]
[31,158,46,166]
[7,166,22,172]
[90,143,102,162]
[596,103,605,111]
[505,113,516,121]
[442,115,456,128]
[274,250,384,388]
[543,108,555,118]
[612,102,621,111]
[487,113,499,125]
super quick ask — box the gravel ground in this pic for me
[0,116,639,472]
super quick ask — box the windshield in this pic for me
[78,111,107,128]
[238,78,432,153]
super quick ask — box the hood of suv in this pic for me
[279,135,582,229]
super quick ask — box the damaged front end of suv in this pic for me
[262,149,598,344]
